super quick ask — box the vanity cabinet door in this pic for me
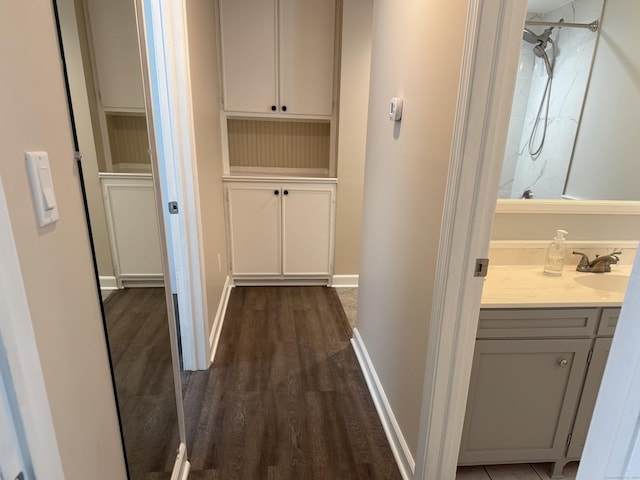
[459,338,591,465]
[566,337,612,459]
[597,308,620,336]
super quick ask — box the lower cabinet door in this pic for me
[227,183,281,275]
[282,184,334,275]
[566,337,612,459]
[459,338,592,464]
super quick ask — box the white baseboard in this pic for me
[351,328,415,480]
[209,276,233,365]
[120,274,164,288]
[170,443,190,480]
[232,278,329,286]
[99,275,118,290]
[331,274,359,288]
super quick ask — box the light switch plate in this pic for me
[25,151,59,227]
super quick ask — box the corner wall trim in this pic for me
[99,275,118,291]
[331,274,359,287]
[170,443,190,480]
[351,328,415,479]
[209,276,233,365]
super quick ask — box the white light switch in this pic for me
[25,151,59,226]
[389,97,403,121]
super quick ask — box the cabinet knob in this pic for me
[283,190,289,195]
[274,190,279,195]
[281,105,287,112]
[558,359,568,367]
[271,105,277,111]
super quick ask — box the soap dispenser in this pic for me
[544,229,568,276]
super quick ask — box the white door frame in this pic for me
[413,1,528,477]
[414,0,640,478]
[135,0,210,372]
[133,0,640,476]
[0,179,65,479]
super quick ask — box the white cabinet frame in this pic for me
[224,178,336,284]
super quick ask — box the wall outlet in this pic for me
[218,253,222,273]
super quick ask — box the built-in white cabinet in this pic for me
[459,307,619,478]
[219,0,336,116]
[224,180,336,282]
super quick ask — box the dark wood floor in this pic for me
[181,286,402,479]
[104,288,179,480]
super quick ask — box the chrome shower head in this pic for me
[523,27,540,44]
[523,24,557,77]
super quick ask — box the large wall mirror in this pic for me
[498,0,640,203]
[56,0,183,477]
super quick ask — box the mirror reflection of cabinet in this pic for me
[84,0,151,173]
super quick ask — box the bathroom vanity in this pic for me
[458,265,631,478]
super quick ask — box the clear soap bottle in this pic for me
[543,229,568,276]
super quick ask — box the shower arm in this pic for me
[525,20,599,32]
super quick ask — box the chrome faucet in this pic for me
[572,251,622,273]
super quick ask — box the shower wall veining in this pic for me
[499,0,603,199]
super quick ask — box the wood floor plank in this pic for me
[186,286,402,480]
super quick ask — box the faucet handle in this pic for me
[573,251,590,271]
[595,251,622,261]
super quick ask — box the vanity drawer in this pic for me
[478,308,599,339]
[597,308,620,337]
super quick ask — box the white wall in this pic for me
[357,0,468,459]
[185,0,230,336]
[334,0,373,276]
[492,211,640,241]
[564,0,640,200]
[0,1,127,478]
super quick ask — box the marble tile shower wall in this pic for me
[500,0,603,199]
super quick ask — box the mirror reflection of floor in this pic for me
[103,288,179,480]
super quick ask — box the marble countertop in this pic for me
[481,264,633,308]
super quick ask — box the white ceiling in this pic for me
[527,0,572,14]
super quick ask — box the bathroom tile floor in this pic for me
[456,462,578,479]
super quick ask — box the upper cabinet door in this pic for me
[279,0,336,116]
[85,0,145,110]
[219,0,278,113]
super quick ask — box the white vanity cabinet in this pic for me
[219,0,337,116]
[459,307,620,477]
[224,179,336,282]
